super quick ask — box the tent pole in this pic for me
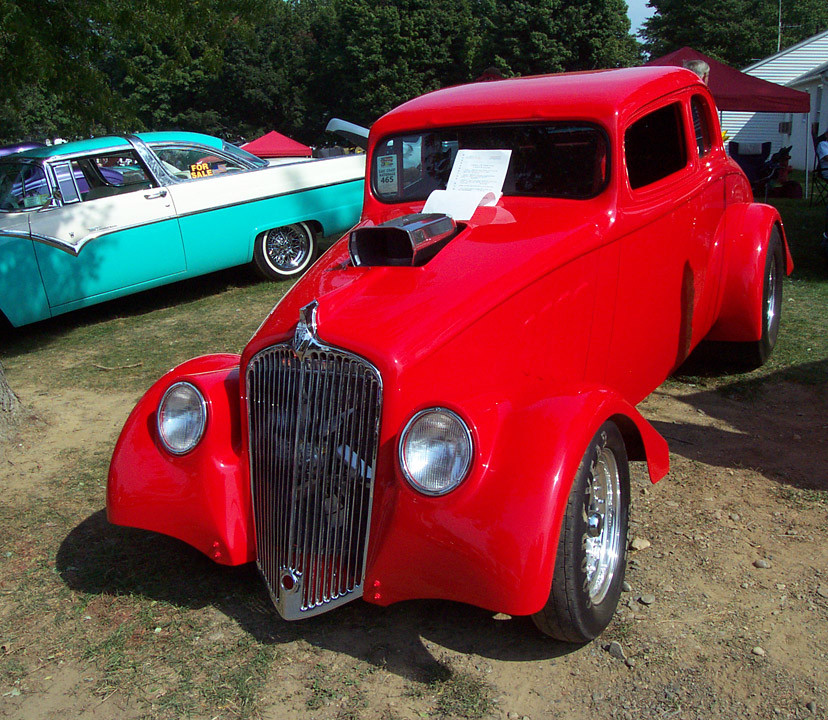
[805,129,810,200]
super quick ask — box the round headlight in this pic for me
[157,382,207,455]
[399,408,473,495]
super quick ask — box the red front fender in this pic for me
[107,353,254,566]
[362,386,669,616]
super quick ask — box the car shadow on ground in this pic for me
[56,510,575,682]
[0,265,263,353]
[648,358,827,491]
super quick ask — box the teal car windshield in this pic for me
[0,161,49,212]
[371,122,609,202]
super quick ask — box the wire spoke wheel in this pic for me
[253,222,317,279]
[265,226,310,271]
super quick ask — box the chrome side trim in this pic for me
[28,214,178,256]
[0,229,33,242]
[171,176,363,224]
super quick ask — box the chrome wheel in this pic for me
[724,228,783,369]
[765,250,779,341]
[253,222,317,279]
[265,225,311,272]
[532,421,629,643]
[583,443,622,605]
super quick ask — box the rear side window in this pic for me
[625,103,687,189]
[73,151,153,201]
[0,162,49,211]
[691,95,713,157]
[153,146,248,180]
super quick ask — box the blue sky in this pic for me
[627,0,655,36]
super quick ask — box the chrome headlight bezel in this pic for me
[156,381,207,455]
[398,407,473,496]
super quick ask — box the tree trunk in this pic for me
[0,360,20,440]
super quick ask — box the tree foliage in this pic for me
[1,0,640,145]
[478,0,638,77]
[641,0,828,67]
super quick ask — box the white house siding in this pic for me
[790,74,828,176]
[720,30,828,170]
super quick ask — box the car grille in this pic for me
[246,336,382,620]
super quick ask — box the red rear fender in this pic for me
[707,203,792,342]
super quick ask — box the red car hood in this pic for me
[243,195,613,372]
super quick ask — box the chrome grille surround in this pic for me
[246,301,382,619]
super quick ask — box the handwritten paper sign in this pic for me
[422,149,511,221]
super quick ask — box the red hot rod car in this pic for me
[108,67,791,642]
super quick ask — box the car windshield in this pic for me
[371,123,609,202]
[0,161,49,212]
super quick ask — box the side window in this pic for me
[691,95,713,157]
[52,161,82,204]
[625,102,687,189]
[74,151,153,201]
[153,146,246,181]
[0,163,49,210]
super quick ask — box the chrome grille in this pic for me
[246,314,382,620]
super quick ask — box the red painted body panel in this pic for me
[107,354,254,566]
[108,67,790,619]
[706,202,792,342]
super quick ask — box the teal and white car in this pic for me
[0,131,365,328]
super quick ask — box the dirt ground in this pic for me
[1,371,826,720]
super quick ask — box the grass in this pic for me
[430,668,494,719]
[0,204,825,717]
[1,265,293,394]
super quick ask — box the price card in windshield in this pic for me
[376,155,398,195]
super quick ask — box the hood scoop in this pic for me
[349,213,457,267]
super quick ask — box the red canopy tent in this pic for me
[242,131,312,159]
[645,47,810,112]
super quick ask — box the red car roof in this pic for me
[371,66,702,137]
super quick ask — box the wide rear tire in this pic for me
[728,228,783,369]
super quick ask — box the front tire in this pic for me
[253,222,317,279]
[532,421,630,643]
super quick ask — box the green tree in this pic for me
[0,0,259,142]
[0,0,132,142]
[305,0,481,129]
[641,0,828,67]
[476,0,638,77]
[209,0,317,142]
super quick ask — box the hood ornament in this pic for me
[293,300,320,360]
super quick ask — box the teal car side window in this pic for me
[52,161,82,204]
[0,162,49,211]
[153,146,247,181]
[72,151,153,202]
